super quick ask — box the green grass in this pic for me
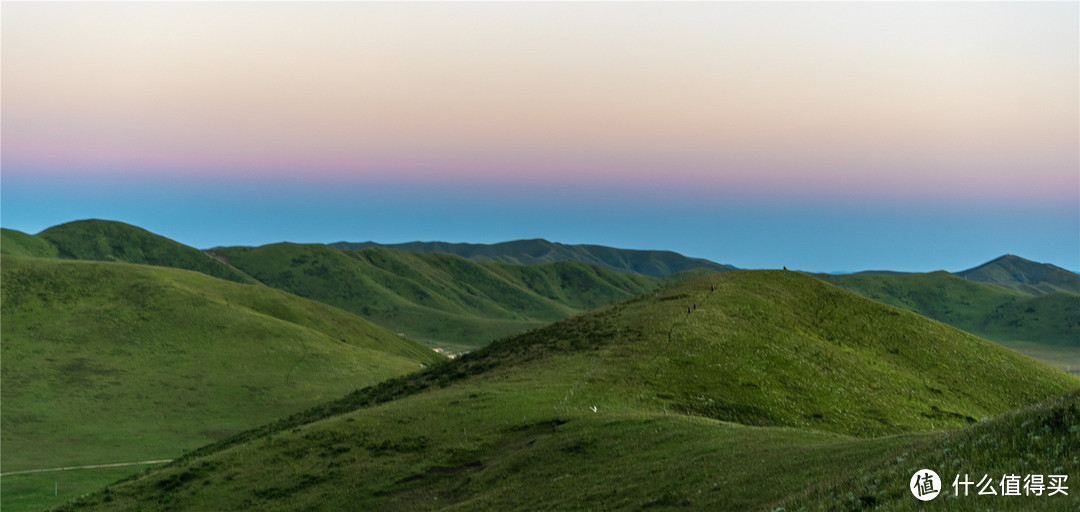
[54,270,1079,511]
[37,219,258,284]
[817,271,1079,369]
[1,255,441,512]
[956,254,1079,295]
[1,228,60,258]
[329,238,736,277]
[212,243,660,348]
[2,465,162,512]
[779,389,1080,511]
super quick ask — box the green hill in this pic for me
[330,238,736,277]
[0,228,60,258]
[956,254,1080,295]
[211,243,660,349]
[55,271,1078,511]
[35,219,258,284]
[816,271,1079,370]
[0,255,441,512]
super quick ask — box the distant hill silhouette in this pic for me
[330,238,736,277]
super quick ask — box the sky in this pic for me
[2,1,1077,273]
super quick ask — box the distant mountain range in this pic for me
[3,219,1076,360]
[330,239,736,277]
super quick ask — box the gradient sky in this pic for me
[2,2,1077,272]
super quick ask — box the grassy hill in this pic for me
[956,254,1080,295]
[816,271,1079,370]
[55,271,1078,511]
[33,219,258,284]
[0,228,61,258]
[0,255,441,512]
[211,243,660,350]
[330,238,736,277]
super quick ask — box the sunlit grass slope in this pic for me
[36,219,258,284]
[212,243,660,348]
[817,271,1079,370]
[1,255,441,476]
[57,271,1078,511]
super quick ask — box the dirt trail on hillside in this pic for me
[1,459,173,476]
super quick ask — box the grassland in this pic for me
[0,228,61,258]
[0,255,441,512]
[817,271,1079,370]
[55,271,1079,511]
[33,219,258,284]
[212,243,660,348]
[329,238,736,277]
[956,254,1079,295]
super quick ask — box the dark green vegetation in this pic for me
[330,238,736,277]
[212,243,660,349]
[1,220,259,284]
[0,255,441,511]
[782,390,1080,511]
[957,254,1080,295]
[818,269,1079,371]
[56,271,1079,511]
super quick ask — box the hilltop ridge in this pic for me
[956,254,1079,294]
[330,238,736,277]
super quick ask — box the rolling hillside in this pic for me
[0,255,441,512]
[817,270,1080,370]
[0,228,61,258]
[31,219,259,284]
[55,271,1079,511]
[330,238,736,277]
[212,243,661,349]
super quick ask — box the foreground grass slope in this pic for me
[58,271,1078,511]
[817,271,1079,370]
[330,238,736,277]
[1,255,440,510]
[34,219,258,284]
[212,243,660,349]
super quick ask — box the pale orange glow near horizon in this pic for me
[3,2,1077,204]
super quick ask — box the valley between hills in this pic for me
[1,219,1077,511]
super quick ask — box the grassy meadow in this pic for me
[0,255,441,512]
[51,271,1079,511]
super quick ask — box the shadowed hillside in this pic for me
[0,255,441,512]
[212,243,660,349]
[331,238,736,277]
[55,271,1078,511]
